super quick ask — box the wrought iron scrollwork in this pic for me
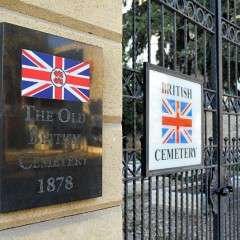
[222,19,240,45]
[159,0,214,32]
[204,89,216,110]
[222,95,240,113]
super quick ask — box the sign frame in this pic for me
[0,23,103,212]
[143,63,204,177]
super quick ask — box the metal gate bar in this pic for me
[122,0,240,239]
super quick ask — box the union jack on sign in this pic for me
[21,49,90,102]
[161,98,192,144]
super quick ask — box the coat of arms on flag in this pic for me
[161,98,192,144]
[21,49,90,102]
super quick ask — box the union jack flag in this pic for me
[21,49,90,102]
[161,98,192,144]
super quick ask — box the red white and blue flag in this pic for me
[21,49,90,102]
[161,98,192,144]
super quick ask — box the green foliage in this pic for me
[123,1,215,79]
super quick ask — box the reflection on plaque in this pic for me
[0,23,103,212]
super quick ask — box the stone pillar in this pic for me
[0,1,122,239]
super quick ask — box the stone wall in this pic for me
[0,1,122,239]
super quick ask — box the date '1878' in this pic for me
[37,176,73,194]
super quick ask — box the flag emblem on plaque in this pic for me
[161,98,192,144]
[21,49,90,102]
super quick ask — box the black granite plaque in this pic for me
[0,23,103,212]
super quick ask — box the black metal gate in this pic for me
[122,0,240,239]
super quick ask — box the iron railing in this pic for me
[123,0,240,239]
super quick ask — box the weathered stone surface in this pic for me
[0,0,122,234]
[0,0,122,42]
[0,206,122,240]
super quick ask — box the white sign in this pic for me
[145,64,202,175]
